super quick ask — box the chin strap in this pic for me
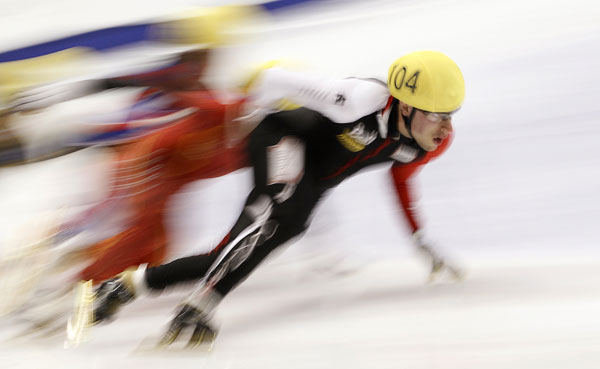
[401,108,417,139]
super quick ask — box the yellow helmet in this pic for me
[387,51,465,113]
[157,5,266,47]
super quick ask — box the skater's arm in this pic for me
[389,135,452,233]
[248,67,390,123]
[390,136,463,280]
[9,50,208,112]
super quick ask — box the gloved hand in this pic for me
[158,303,217,348]
[9,79,102,112]
[411,230,464,282]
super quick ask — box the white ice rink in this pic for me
[1,0,600,368]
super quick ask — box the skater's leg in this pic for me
[78,216,167,283]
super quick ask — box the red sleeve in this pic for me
[390,134,453,233]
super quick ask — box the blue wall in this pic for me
[0,0,324,63]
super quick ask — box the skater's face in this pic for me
[398,102,454,152]
[178,50,208,78]
[163,49,210,91]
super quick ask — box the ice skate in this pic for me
[65,267,141,347]
[158,304,217,349]
[92,268,139,324]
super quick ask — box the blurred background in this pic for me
[0,0,599,368]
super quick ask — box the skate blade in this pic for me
[64,280,94,348]
[132,334,215,355]
[428,265,466,284]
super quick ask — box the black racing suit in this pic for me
[144,84,427,299]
